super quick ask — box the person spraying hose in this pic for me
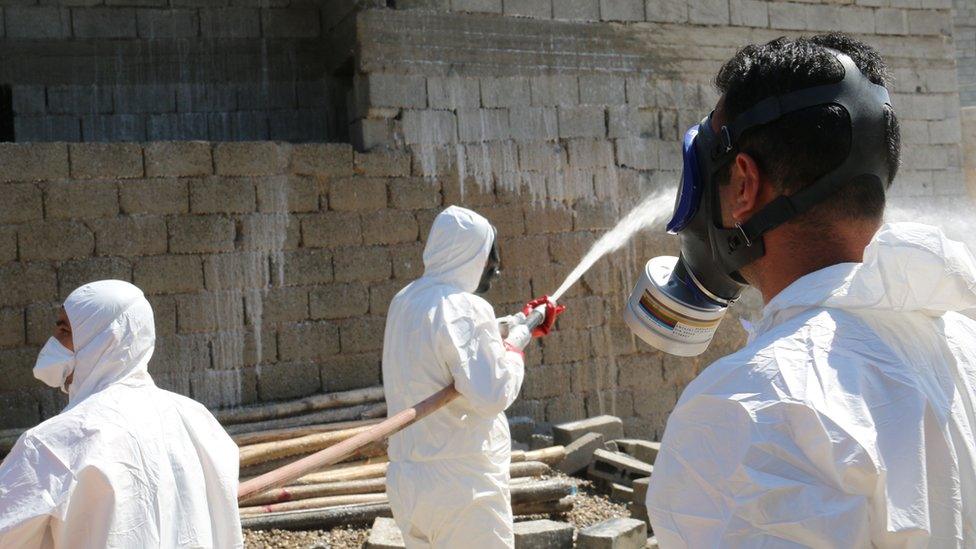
[382,206,563,549]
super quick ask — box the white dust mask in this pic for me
[33,337,76,393]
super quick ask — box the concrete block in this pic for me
[176,83,237,113]
[261,7,320,37]
[452,0,503,13]
[237,81,297,110]
[278,321,341,361]
[390,241,424,279]
[262,287,310,324]
[389,178,442,210]
[81,114,148,141]
[557,431,605,475]
[14,116,82,142]
[428,76,481,109]
[588,449,652,487]
[144,142,212,178]
[546,393,588,423]
[552,0,600,20]
[320,352,382,392]
[0,309,25,350]
[519,142,566,171]
[214,142,287,177]
[352,118,396,151]
[199,7,261,37]
[908,9,950,35]
[338,316,387,353]
[402,110,458,145]
[524,205,573,234]
[558,106,605,138]
[530,433,554,450]
[267,108,325,142]
[362,209,419,245]
[509,107,558,141]
[567,139,614,168]
[147,113,209,141]
[354,149,412,177]
[207,111,269,141]
[257,175,320,214]
[608,106,659,139]
[329,177,388,211]
[69,143,143,179]
[615,137,660,170]
[291,143,354,178]
[334,246,391,282]
[631,476,649,504]
[6,7,71,39]
[58,257,133,299]
[577,517,647,549]
[458,109,511,142]
[508,415,536,443]
[644,0,687,22]
[688,0,729,24]
[258,361,322,401]
[396,0,452,8]
[481,204,526,237]
[26,302,60,347]
[133,255,204,295]
[44,85,109,114]
[531,75,579,107]
[90,217,168,257]
[309,283,368,320]
[120,178,188,215]
[0,183,43,224]
[356,73,427,111]
[0,348,39,392]
[513,520,575,548]
[0,228,15,263]
[10,86,45,115]
[168,215,235,254]
[875,8,907,34]
[481,77,531,108]
[0,143,69,183]
[366,516,405,549]
[301,211,363,248]
[612,439,660,464]
[600,0,643,21]
[19,221,94,261]
[553,414,624,445]
[190,177,256,214]
[504,0,552,18]
[0,264,57,308]
[579,75,625,105]
[609,483,634,503]
[137,8,199,37]
[74,8,137,38]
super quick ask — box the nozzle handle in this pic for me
[524,303,548,330]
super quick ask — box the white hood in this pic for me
[422,205,495,293]
[62,279,156,408]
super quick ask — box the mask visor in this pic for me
[666,124,704,234]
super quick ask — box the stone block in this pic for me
[0,308,25,349]
[389,178,442,210]
[291,143,354,178]
[458,109,511,142]
[401,110,459,145]
[261,7,320,37]
[608,106,659,139]
[729,0,766,26]
[390,242,424,279]
[579,75,625,105]
[136,7,199,37]
[522,363,571,399]
[26,302,60,347]
[214,142,287,177]
[258,361,322,401]
[552,0,600,20]
[513,520,574,548]
[309,283,369,320]
[10,85,45,115]
[587,449,652,487]
[280,248,333,287]
[0,264,57,308]
[567,139,614,168]
[609,483,634,503]
[14,116,82,142]
[329,177,388,212]
[261,287,310,324]
[69,143,143,180]
[19,221,94,261]
[334,246,391,282]
[504,0,552,17]
[202,253,268,291]
[531,75,579,107]
[498,235,549,271]
[320,352,382,392]
[0,183,43,224]
[362,210,419,245]
[525,205,573,234]
[557,431,605,475]
[530,433,554,450]
[875,8,908,34]
[452,0,503,12]
[146,295,177,336]
[546,393,587,423]
[428,77,481,109]
[558,106,605,138]
[190,177,256,214]
[576,517,647,549]
[114,84,178,114]
[133,255,204,295]
[90,217,168,257]
[366,516,405,549]
[338,316,387,353]
[519,142,567,172]
[613,439,660,465]
[0,143,69,183]
[199,7,260,38]
[481,204,526,237]
[481,77,531,108]
[688,0,729,24]
[600,0,642,21]
[354,149,412,177]
[120,178,189,215]
[278,321,341,361]
[509,416,536,443]
[553,414,624,446]
[301,211,363,248]
[0,348,38,392]
[352,118,397,151]
[176,83,237,113]
[615,137,660,170]
[47,85,113,114]
[81,114,148,141]
[168,215,235,254]
[237,81,297,111]
[0,228,15,262]
[147,113,209,141]
[45,180,118,220]
[356,73,427,111]
[6,7,71,39]
[509,107,558,141]
[645,0,687,22]
[631,476,649,505]
[207,111,268,141]
[144,142,213,177]
[58,257,133,299]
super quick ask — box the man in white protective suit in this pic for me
[0,280,243,548]
[382,206,562,548]
[644,34,976,546]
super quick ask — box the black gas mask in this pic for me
[624,50,892,356]
[476,235,501,295]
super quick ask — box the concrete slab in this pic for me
[513,519,575,549]
[577,517,648,549]
[587,449,652,487]
[552,415,624,446]
[557,431,605,475]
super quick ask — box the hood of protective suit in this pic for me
[758,222,976,335]
[422,206,495,294]
[62,279,155,407]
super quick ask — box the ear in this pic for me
[729,152,764,222]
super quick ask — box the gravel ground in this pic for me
[243,476,631,549]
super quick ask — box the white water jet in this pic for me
[551,188,675,301]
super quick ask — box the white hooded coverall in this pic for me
[646,222,976,547]
[383,206,525,549]
[0,280,243,549]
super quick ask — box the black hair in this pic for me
[714,33,900,223]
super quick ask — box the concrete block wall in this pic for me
[955,0,976,106]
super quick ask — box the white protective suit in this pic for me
[646,222,976,547]
[383,206,525,549]
[0,280,243,549]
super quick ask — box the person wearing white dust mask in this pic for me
[382,206,563,548]
[0,280,243,548]
[633,34,976,547]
